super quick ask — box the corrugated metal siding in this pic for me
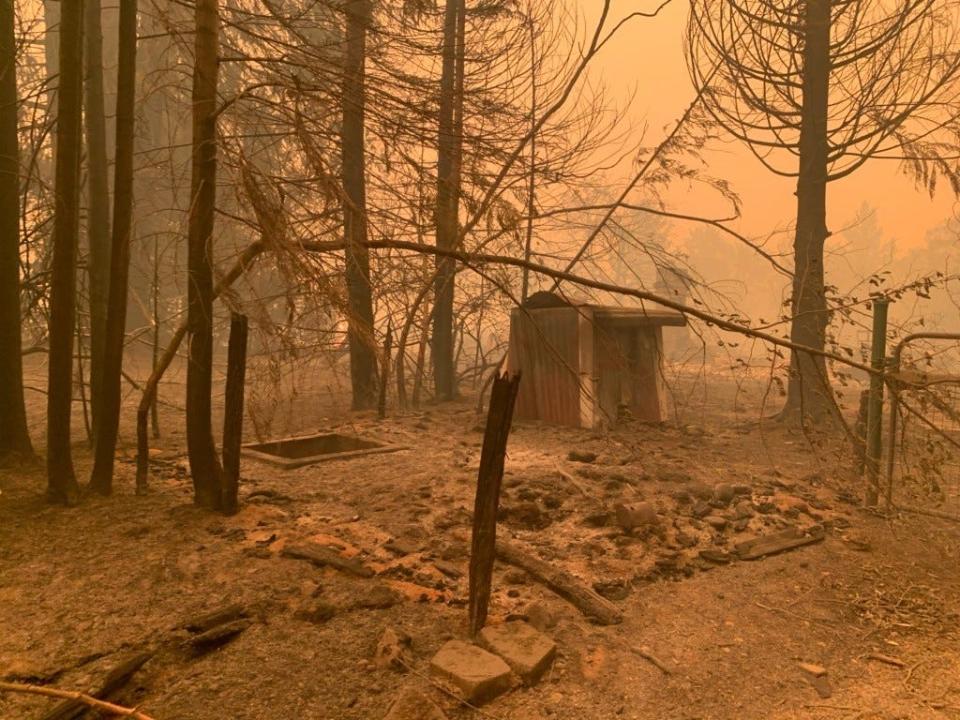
[508,307,582,426]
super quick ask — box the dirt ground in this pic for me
[1,362,959,720]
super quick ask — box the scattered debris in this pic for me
[478,621,556,684]
[631,645,673,676]
[865,653,905,668]
[798,662,827,678]
[429,640,512,704]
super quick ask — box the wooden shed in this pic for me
[507,291,686,429]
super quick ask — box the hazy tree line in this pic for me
[1,0,960,511]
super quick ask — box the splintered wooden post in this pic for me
[221,313,249,515]
[469,371,521,637]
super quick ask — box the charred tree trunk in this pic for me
[782,0,834,424]
[341,0,378,411]
[89,0,137,495]
[83,0,111,437]
[432,0,464,402]
[220,313,247,515]
[47,0,85,504]
[186,0,223,509]
[0,0,33,461]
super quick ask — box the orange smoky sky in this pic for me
[583,1,958,254]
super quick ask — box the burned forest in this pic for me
[5,0,960,718]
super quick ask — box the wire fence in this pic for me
[885,333,960,519]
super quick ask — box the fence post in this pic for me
[468,372,521,637]
[865,298,889,506]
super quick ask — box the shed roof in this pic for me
[522,290,686,327]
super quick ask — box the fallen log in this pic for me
[39,652,153,720]
[496,539,623,625]
[281,543,375,578]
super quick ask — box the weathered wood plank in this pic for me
[733,526,825,561]
[281,543,375,578]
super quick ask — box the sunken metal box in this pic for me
[241,432,406,469]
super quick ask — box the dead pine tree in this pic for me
[220,313,248,516]
[687,0,960,426]
[83,0,112,437]
[0,0,34,462]
[186,0,224,509]
[468,371,521,637]
[47,0,86,504]
[341,0,379,411]
[432,0,465,402]
[89,0,138,495]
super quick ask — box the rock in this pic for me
[754,501,777,514]
[809,675,832,699]
[385,538,418,556]
[733,501,755,520]
[583,509,612,528]
[383,688,448,720]
[502,501,552,530]
[613,502,658,532]
[525,602,558,632]
[592,579,631,601]
[568,450,597,463]
[657,469,693,483]
[732,483,752,496]
[478,621,557,684]
[692,501,712,519]
[504,569,528,585]
[688,482,714,500]
[713,484,736,505]
[704,515,728,531]
[675,530,698,548]
[434,560,464,579]
[429,640,512,704]
[670,488,692,503]
[374,627,413,670]
[295,599,337,624]
[355,585,404,610]
[699,549,731,564]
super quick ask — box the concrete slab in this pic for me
[429,640,512,704]
[478,621,556,684]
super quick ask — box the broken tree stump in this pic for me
[221,312,249,515]
[496,539,623,625]
[469,372,521,637]
[40,652,153,720]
